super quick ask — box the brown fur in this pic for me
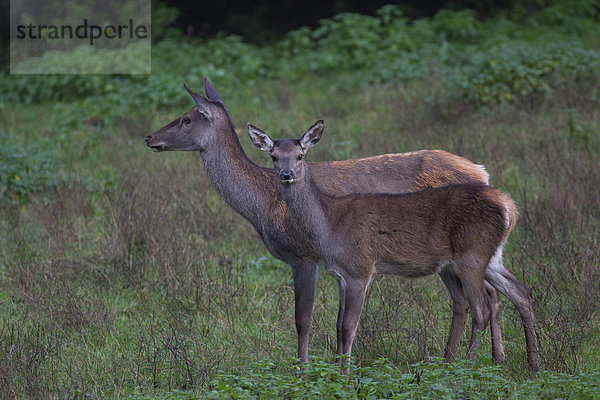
[254,121,539,371]
[268,135,509,368]
[319,183,507,280]
[311,150,490,195]
[145,80,530,368]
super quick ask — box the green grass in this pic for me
[1,76,599,398]
[1,1,600,397]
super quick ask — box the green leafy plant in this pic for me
[431,9,482,42]
[203,357,600,399]
[2,1,599,111]
[561,108,599,154]
[0,134,57,204]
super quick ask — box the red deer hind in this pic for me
[247,120,540,371]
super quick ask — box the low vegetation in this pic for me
[1,0,599,398]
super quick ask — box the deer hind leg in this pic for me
[452,257,490,360]
[292,262,319,363]
[334,274,346,360]
[335,275,369,373]
[484,247,540,371]
[485,280,506,363]
[440,268,505,363]
[439,267,469,361]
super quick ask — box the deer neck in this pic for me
[280,171,332,252]
[200,120,272,228]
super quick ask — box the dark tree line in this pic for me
[166,0,514,43]
[0,0,534,50]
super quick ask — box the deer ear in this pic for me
[184,83,212,118]
[203,78,225,106]
[299,120,324,151]
[247,124,274,152]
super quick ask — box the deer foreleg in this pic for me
[293,263,318,363]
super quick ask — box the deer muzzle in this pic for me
[279,170,294,182]
[145,135,166,152]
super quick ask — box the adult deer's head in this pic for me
[145,78,229,152]
[247,120,323,184]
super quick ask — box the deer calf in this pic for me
[248,120,540,371]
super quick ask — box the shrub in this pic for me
[0,134,57,204]
[431,9,482,42]
[450,41,600,104]
[1,2,599,111]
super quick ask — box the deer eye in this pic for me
[182,117,191,125]
[271,155,277,161]
[297,154,304,160]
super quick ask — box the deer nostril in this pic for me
[145,135,152,143]
[280,171,293,181]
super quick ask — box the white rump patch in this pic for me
[485,243,514,295]
[477,164,490,184]
[503,204,510,232]
[489,243,505,273]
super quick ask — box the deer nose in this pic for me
[145,135,152,144]
[279,171,293,181]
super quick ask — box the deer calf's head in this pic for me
[145,78,226,152]
[247,120,324,184]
